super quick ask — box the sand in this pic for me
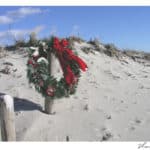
[0,42,150,141]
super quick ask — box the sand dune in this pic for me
[0,41,150,141]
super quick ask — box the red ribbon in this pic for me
[53,37,87,85]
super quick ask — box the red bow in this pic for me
[53,37,87,85]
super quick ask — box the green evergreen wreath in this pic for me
[27,37,87,99]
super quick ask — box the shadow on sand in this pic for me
[14,97,42,112]
[0,92,42,112]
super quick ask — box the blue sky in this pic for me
[0,6,150,52]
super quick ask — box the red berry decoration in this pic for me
[46,86,55,97]
[28,59,34,65]
[39,80,44,87]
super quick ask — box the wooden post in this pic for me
[0,119,1,141]
[44,52,56,114]
[0,95,16,141]
[44,98,54,114]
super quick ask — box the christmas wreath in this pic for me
[27,37,87,99]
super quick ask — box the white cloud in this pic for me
[0,16,13,24]
[0,25,45,44]
[0,7,44,25]
[7,7,42,18]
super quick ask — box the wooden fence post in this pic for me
[0,95,16,141]
[0,120,1,141]
[44,52,56,114]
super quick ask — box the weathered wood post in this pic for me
[0,119,1,141]
[0,95,16,141]
[44,52,56,114]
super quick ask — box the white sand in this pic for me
[0,43,150,141]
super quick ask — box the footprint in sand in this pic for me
[134,118,142,124]
[127,123,136,131]
[83,104,89,111]
[101,130,113,141]
[142,75,148,78]
[138,84,144,89]
[106,115,112,120]
[128,117,143,131]
[15,111,22,116]
[132,117,143,125]
[128,126,136,131]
